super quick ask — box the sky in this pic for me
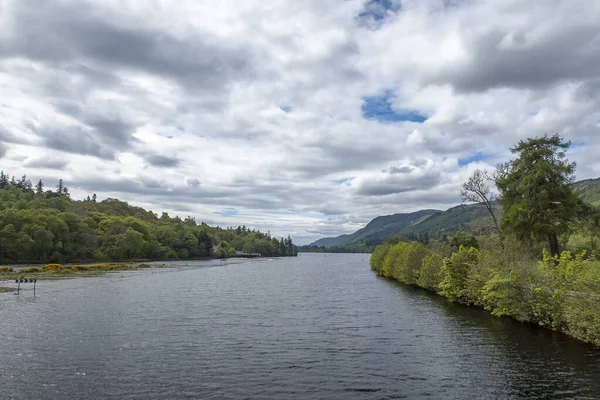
[1,0,599,245]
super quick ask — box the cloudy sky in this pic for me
[1,0,599,244]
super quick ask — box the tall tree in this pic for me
[0,171,9,189]
[495,134,588,257]
[461,169,503,245]
[36,179,44,194]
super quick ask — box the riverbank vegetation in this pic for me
[0,174,298,264]
[0,262,158,281]
[371,135,600,347]
[299,243,374,253]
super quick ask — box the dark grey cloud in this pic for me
[388,165,414,174]
[0,125,29,144]
[71,172,334,215]
[435,23,600,92]
[23,158,68,170]
[186,178,201,188]
[40,126,117,159]
[355,183,462,208]
[142,154,181,168]
[1,1,255,91]
[575,78,600,102]
[0,0,260,161]
[356,170,442,196]
[138,176,165,189]
[282,138,399,179]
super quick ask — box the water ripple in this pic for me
[1,254,600,399]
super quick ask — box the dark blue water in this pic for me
[1,253,599,399]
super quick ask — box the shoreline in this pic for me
[0,262,167,283]
[0,256,279,285]
[374,271,600,348]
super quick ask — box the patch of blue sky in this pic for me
[332,177,354,185]
[357,0,401,26]
[280,105,292,113]
[458,152,487,167]
[213,208,239,217]
[443,0,465,8]
[362,90,428,123]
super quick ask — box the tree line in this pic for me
[371,134,600,347]
[0,173,298,263]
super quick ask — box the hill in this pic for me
[0,171,298,263]
[572,178,600,203]
[309,206,487,248]
[311,209,439,248]
[309,177,600,249]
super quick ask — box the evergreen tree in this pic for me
[36,179,44,194]
[495,134,589,256]
[0,171,9,189]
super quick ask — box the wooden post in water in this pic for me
[15,279,20,295]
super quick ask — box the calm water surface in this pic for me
[1,253,599,399]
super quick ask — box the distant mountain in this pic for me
[573,178,600,203]
[310,177,600,248]
[310,209,440,248]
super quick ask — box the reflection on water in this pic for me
[1,254,599,399]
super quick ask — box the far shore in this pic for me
[0,262,167,283]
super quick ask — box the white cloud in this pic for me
[0,0,599,244]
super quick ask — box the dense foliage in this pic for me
[0,172,298,263]
[371,235,600,346]
[299,243,374,253]
[371,134,600,347]
[495,134,590,256]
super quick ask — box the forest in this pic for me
[0,173,298,264]
[370,135,600,346]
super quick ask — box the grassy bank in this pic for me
[370,238,600,347]
[0,262,163,281]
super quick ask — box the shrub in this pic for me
[22,267,40,273]
[42,264,63,271]
[393,242,428,285]
[482,260,535,321]
[370,243,391,272]
[381,243,407,278]
[439,246,479,303]
[417,253,444,291]
[0,266,14,273]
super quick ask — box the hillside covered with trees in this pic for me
[0,173,298,264]
[307,175,599,252]
[371,135,600,347]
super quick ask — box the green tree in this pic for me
[449,231,479,251]
[439,245,479,303]
[495,134,588,257]
[36,179,44,194]
[0,224,17,262]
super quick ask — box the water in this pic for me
[1,253,599,399]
